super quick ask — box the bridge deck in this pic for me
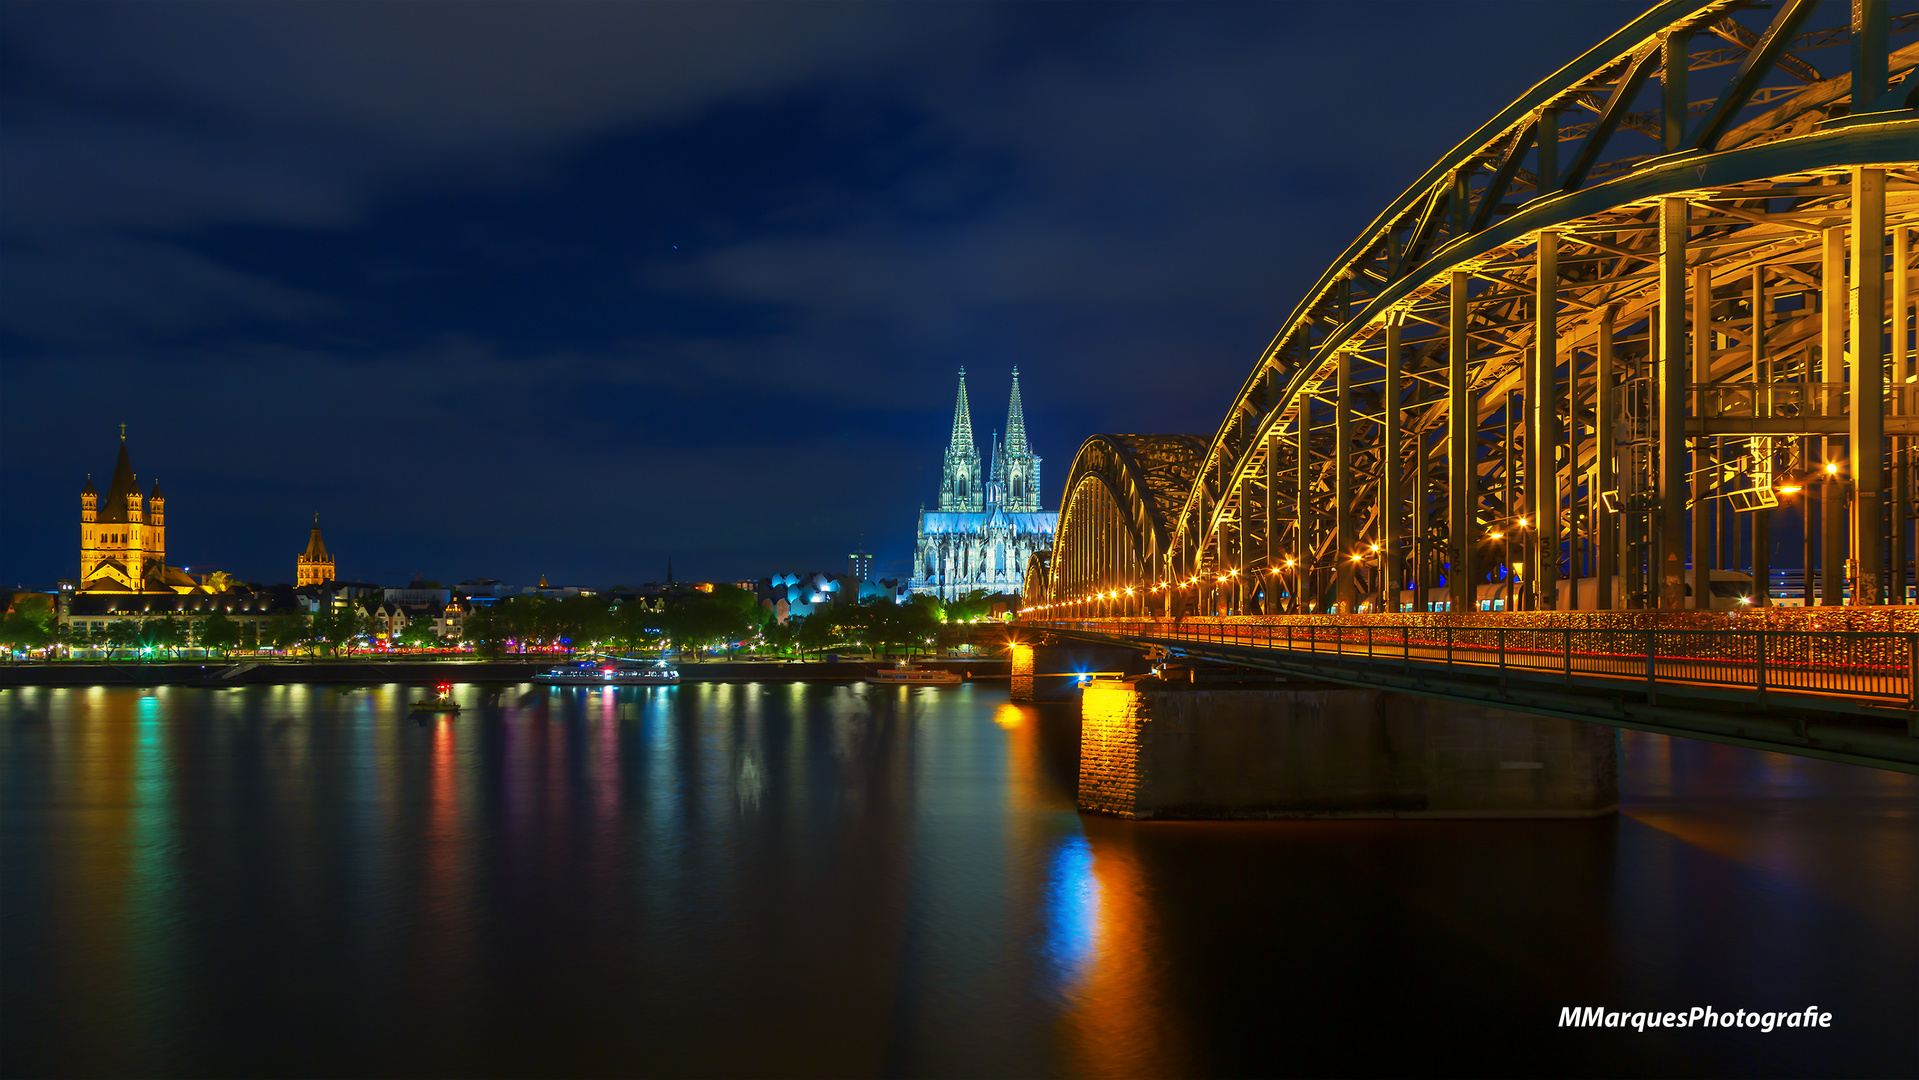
[1026,618,1919,774]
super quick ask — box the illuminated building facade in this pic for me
[913,368,1056,601]
[77,430,200,595]
[297,517,336,586]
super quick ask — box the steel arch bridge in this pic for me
[1033,0,1919,621]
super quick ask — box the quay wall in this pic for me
[0,659,1007,688]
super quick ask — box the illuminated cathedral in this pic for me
[77,430,201,594]
[911,368,1056,601]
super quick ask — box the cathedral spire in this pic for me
[948,367,977,459]
[938,368,983,511]
[999,367,1043,513]
[1005,366,1029,457]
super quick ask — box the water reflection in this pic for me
[2,688,1918,1076]
[1040,834,1098,990]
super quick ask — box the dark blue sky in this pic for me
[0,1,1635,588]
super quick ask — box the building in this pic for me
[384,584,453,612]
[76,430,200,595]
[911,368,1056,601]
[293,580,383,615]
[848,545,873,583]
[434,598,469,640]
[64,585,304,644]
[297,516,336,586]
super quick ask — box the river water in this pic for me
[0,681,1913,1077]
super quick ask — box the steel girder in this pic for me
[1043,434,1205,609]
[1123,0,1919,615]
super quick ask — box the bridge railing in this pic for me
[1028,619,1919,711]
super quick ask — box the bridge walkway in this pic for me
[1027,618,1919,774]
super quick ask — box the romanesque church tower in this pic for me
[78,430,166,592]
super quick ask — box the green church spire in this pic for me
[939,368,983,511]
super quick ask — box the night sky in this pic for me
[0,2,1635,589]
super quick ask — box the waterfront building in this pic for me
[364,600,409,639]
[912,369,1055,601]
[63,584,304,643]
[434,598,469,639]
[297,516,336,586]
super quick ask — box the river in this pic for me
[0,682,1913,1077]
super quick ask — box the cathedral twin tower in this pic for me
[937,366,1042,514]
[913,368,1056,601]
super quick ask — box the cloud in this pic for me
[0,231,331,346]
[0,1,1650,583]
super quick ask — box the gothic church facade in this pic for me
[911,368,1056,602]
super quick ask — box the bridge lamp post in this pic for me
[1367,542,1383,611]
[1347,550,1371,614]
[1506,516,1531,610]
[1488,531,1509,611]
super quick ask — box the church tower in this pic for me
[297,515,336,586]
[1000,366,1042,512]
[938,368,983,512]
[147,479,166,569]
[79,428,152,591]
[80,475,98,582]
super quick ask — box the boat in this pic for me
[866,663,963,686]
[410,683,462,712]
[534,658,681,686]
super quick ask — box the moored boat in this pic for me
[534,658,681,686]
[866,664,963,685]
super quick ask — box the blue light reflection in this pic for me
[1039,832,1099,992]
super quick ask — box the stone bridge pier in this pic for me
[1018,643,1617,819]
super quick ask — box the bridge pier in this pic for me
[1078,675,1617,819]
[1008,640,1152,702]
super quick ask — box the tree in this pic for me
[145,615,188,658]
[0,611,51,658]
[793,611,840,659]
[105,619,143,655]
[263,613,311,653]
[762,618,798,657]
[944,589,1017,623]
[397,620,439,649]
[311,605,366,656]
[462,606,505,657]
[201,611,242,655]
[660,586,759,659]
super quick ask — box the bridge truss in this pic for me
[1036,0,1919,619]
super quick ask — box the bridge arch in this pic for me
[1033,434,1205,616]
[1049,0,1919,617]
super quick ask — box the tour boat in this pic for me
[535,659,681,686]
[866,664,963,686]
[410,683,462,712]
